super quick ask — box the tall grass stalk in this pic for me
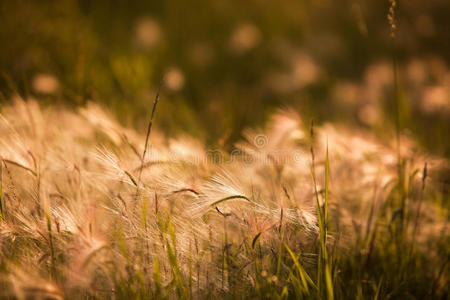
[45,210,56,280]
[135,79,163,200]
[310,121,334,300]
[410,163,427,255]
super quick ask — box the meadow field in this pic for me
[0,0,449,299]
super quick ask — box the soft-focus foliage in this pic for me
[0,1,449,298]
[0,99,447,298]
[0,0,449,155]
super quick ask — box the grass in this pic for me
[0,1,448,299]
[0,98,447,299]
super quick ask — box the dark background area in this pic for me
[0,0,449,155]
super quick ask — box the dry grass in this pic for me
[0,98,448,299]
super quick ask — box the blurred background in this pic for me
[0,0,449,156]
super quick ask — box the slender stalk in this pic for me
[310,120,333,300]
[135,79,163,200]
[411,163,427,249]
[310,121,333,299]
[46,211,56,279]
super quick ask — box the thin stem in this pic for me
[135,78,163,200]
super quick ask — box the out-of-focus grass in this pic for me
[0,0,449,156]
[0,1,449,298]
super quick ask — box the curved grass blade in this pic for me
[210,195,251,207]
[252,232,262,249]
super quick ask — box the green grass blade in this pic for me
[325,264,334,300]
[283,242,316,292]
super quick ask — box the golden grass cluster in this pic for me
[0,98,447,298]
